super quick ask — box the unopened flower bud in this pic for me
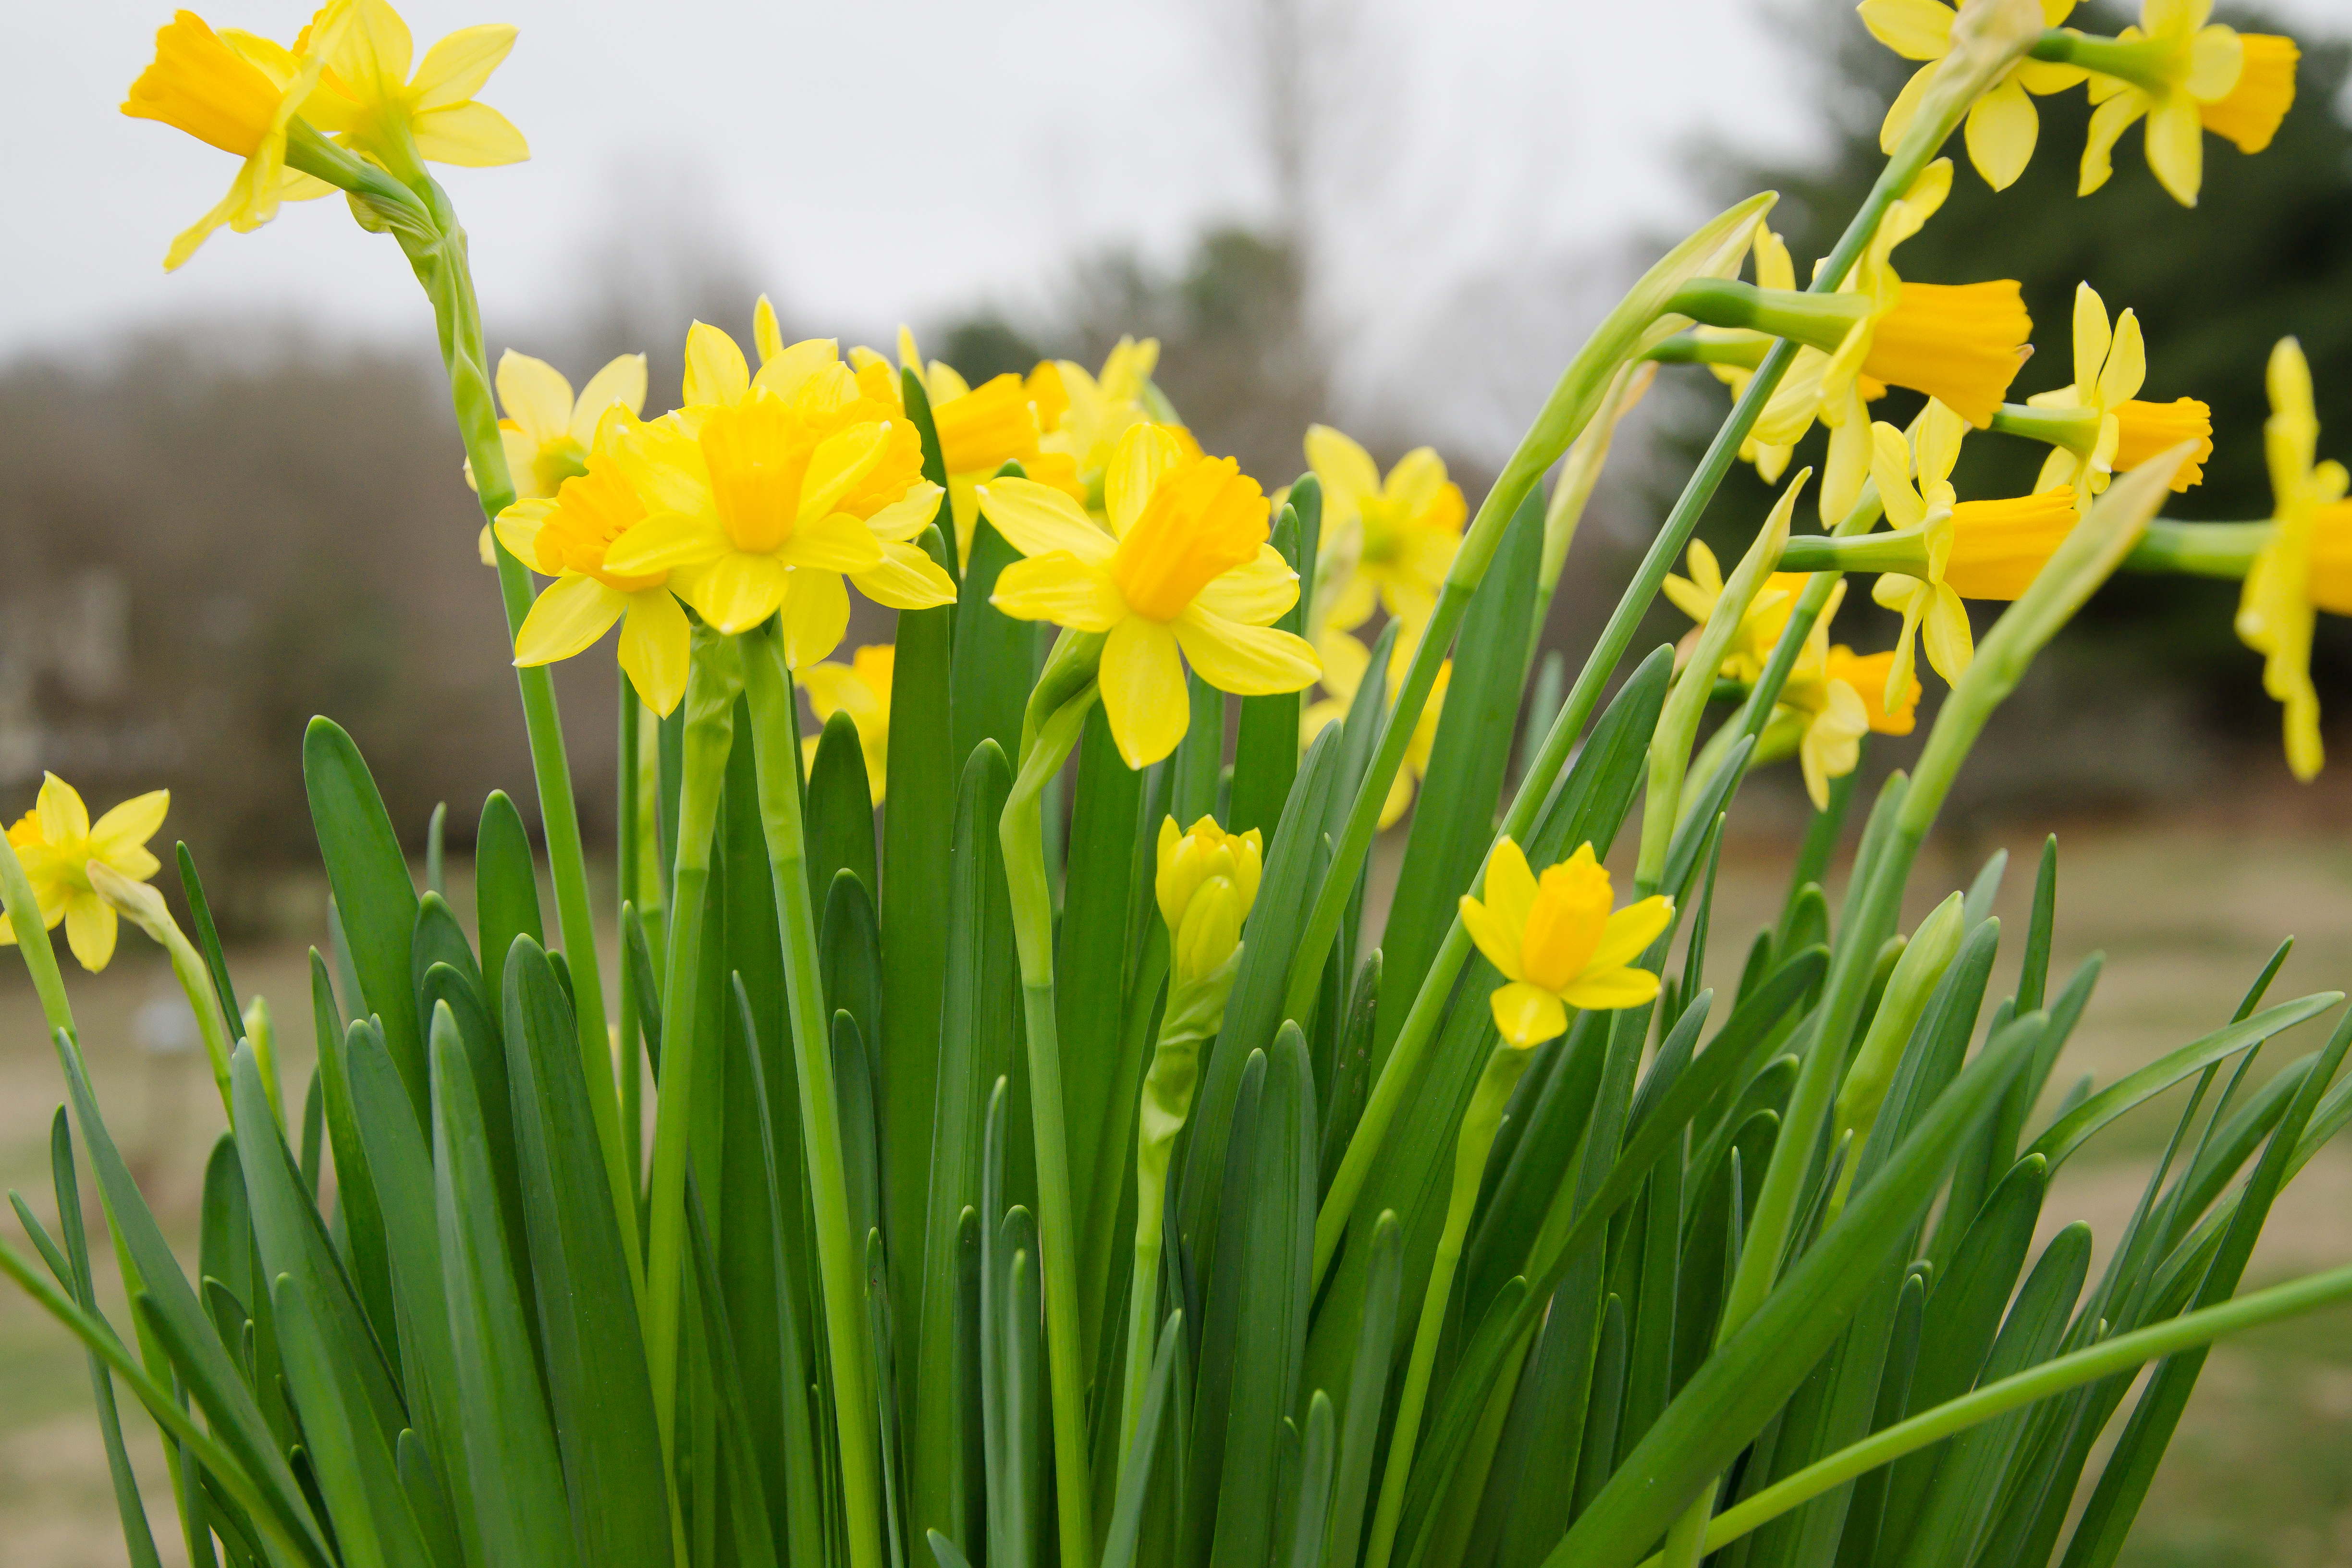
[1155,815,1262,948]
[1174,873,1245,987]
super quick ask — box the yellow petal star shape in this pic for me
[1306,425,1468,636]
[1867,403,2080,703]
[0,774,170,973]
[1863,0,2087,191]
[1753,160,2032,521]
[1662,542,1809,685]
[600,322,955,667]
[2236,337,2352,781]
[494,408,692,717]
[1459,839,1673,1047]
[2024,283,2211,503]
[298,0,527,173]
[122,5,353,270]
[976,422,1321,768]
[2076,0,2294,207]
[800,644,895,801]
[1156,815,1263,984]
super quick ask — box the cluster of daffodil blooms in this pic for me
[13,6,2352,1568]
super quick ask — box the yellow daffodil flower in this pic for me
[1765,630,1921,808]
[1701,228,1803,483]
[493,408,691,717]
[1156,815,1263,984]
[467,348,649,562]
[2237,337,2352,781]
[600,322,954,668]
[0,774,170,973]
[1301,636,1451,829]
[1035,338,1162,490]
[859,329,1085,571]
[2077,1,2294,207]
[976,423,1320,768]
[2024,283,2211,504]
[1663,542,1810,684]
[1459,838,1673,1047]
[1863,0,2087,191]
[1754,160,2032,521]
[298,0,526,174]
[1869,404,2080,702]
[1306,426,1468,635]
[800,644,894,799]
[122,6,351,270]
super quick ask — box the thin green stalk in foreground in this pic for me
[1000,681,1106,1568]
[744,626,886,1568]
[642,635,739,1474]
[1637,1256,2352,1568]
[289,126,636,1265]
[1362,1042,1536,1568]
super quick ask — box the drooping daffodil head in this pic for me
[1459,838,1673,1049]
[597,321,954,668]
[495,406,693,717]
[1156,815,1263,985]
[2236,337,2352,781]
[977,423,1321,768]
[0,773,170,973]
[2079,0,2297,207]
[1863,0,2086,192]
[800,645,896,802]
[297,0,527,176]
[122,5,353,269]
[1306,425,1467,634]
[2025,282,2211,502]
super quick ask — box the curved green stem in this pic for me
[1775,523,1931,577]
[742,628,887,1568]
[1360,1043,1535,1568]
[999,690,1103,1568]
[2126,518,2271,578]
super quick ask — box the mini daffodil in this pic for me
[1459,839,1672,1047]
[1301,637,1451,829]
[1754,160,2032,521]
[599,322,954,667]
[2025,283,2211,504]
[299,0,527,173]
[1,774,170,973]
[2078,1,2294,207]
[1306,425,1468,634]
[1156,816,1263,985]
[1869,404,2080,702]
[869,329,1085,571]
[1863,0,2087,191]
[800,644,894,800]
[976,423,1320,768]
[493,407,691,717]
[1702,228,1801,483]
[2237,338,2352,781]
[469,348,648,562]
[1766,636,1921,808]
[122,6,351,270]
[1035,338,1169,507]
[1663,543,1809,684]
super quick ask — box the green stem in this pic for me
[642,640,738,1471]
[1361,1044,1534,1568]
[290,126,638,1277]
[0,812,74,1040]
[1662,279,1872,355]
[1641,1258,2352,1568]
[1988,400,2101,455]
[1646,332,1770,368]
[2029,25,2174,91]
[999,691,1103,1568]
[2126,518,2270,578]
[1775,524,1932,577]
[619,677,645,1194]
[744,628,886,1568]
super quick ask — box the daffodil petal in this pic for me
[2098,310,2147,408]
[1489,981,1569,1048]
[1586,894,1675,974]
[410,101,527,167]
[977,478,1116,563]
[865,482,945,544]
[1304,424,1382,521]
[37,774,89,844]
[409,22,516,108]
[1458,893,1526,983]
[1100,615,1189,767]
[851,541,959,611]
[496,350,571,446]
[1963,77,2039,192]
[1857,0,1954,60]
[514,573,627,666]
[2144,94,2205,206]
[1105,424,1187,539]
[617,588,691,718]
[686,552,792,637]
[683,322,750,408]
[89,791,170,868]
[1173,610,1320,697]
[1559,966,1662,1012]
[1191,545,1299,625]
[1483,836,1540,938]
[570,353,649,443]
[602,511,727,577]
[64,893,118,973]
[991,555,1126,632]
[777,569,851,667]
[780,512,887,574]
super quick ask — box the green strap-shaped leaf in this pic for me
[807,709,880,914]
[1325,1211,1402,1568]
[1229,502,1308,841]
[953,500,1032,775]
[823,869,885,1067]
[475,790,545,1013]
[304,718,425,1120]
[270,1272,436,1568]
[501,936,671,1568]
[175,843,245,1042]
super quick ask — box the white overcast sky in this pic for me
[6,0,2345,397]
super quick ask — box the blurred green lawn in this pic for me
[7,820,2352,1566]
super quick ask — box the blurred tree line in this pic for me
[1658,0,2352,814]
